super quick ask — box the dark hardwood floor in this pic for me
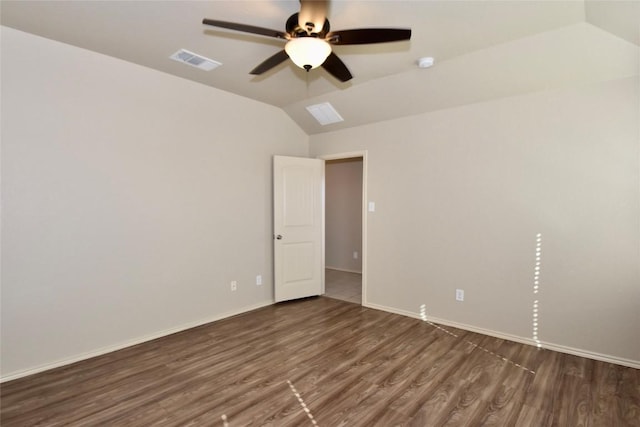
[1,297,638,426]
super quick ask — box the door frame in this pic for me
[317,151,368,305]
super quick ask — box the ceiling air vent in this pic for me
[306,102,344,126]
[170,49,221,71]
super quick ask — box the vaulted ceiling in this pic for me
[2,1,638,134]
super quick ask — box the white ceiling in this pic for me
[2,1,638,135]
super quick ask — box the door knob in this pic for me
[276,234,283,240]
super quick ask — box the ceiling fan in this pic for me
[202,0,411,82]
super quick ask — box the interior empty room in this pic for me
[1,1,639,425]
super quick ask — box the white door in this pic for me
[273,155,324,302]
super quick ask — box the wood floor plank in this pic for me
[387,331,478,418]
[328,333,443,426]
[513,404,554,427]
[552,369,592,426]
[521,349,564,412]
[1,297,638,426]
[414,337,517,426]
[0,298,349,417]
[81,305,370,425]
[106,303,389,426]
[463,348,536,425]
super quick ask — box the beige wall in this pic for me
[311,76,640,366]
[0,27,308,378]
[325,158,363,273]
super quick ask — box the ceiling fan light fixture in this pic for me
[285,37,331,70]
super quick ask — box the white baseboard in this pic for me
[5,299,636,383]
[326,266,362,274]
[0,300,274,383]
[363,302,640,370]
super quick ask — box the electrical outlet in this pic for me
[456,289,464,301]
[256,275,262,286]
[353,251,358,259]
[231,281,237,291]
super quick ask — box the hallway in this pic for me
[324,268,361,304]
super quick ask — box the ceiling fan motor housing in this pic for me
[286,13,330,37]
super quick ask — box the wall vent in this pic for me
[306,102,344,126]
[170,49,221,71]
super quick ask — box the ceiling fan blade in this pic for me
[203,19,288,40]
[250,50,290,75]
[327,28,411,45]
[321,52,353,82]
[298,0,328,34]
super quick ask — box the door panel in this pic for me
[283,242,314,282]
[282,167,315,226]
[274,156,324,302]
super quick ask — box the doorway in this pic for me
[321,153,366,305]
